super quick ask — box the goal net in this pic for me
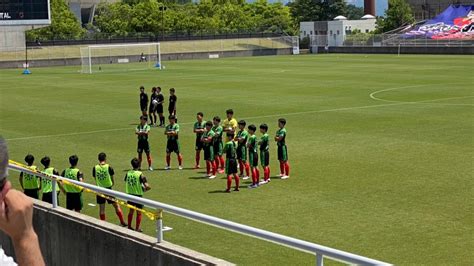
[80,43,161,74]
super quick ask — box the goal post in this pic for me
[80,43,161,74]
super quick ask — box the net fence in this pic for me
[0,37,294,63]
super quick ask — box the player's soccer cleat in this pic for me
[242,176,250,180]
[135,228,143,233]
[164,166,171,170]
[218,169,225,174]
[281,175,289,179]
[259,180,267,185]
[194,165,200,169]
[225,189,231,193]
[248,184,258,188]
[209,175,216,179]
[178,166,183,170]
[278,173,284,177]
[120,222,128,227]
[234,188,239,191]
[149,167,153,171]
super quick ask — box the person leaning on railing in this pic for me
[0,137,45,266]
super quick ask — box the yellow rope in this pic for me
[10,160,158,221]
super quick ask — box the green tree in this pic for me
[289,0,325,22]
[376,0,414,32]
[93,0,294,35]
[289,0,347,23]
[94,2,134,35]
[346,4,364,20]
[26,0,84,40]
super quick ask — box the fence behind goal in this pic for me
[9,162,390,266]
[0,37,297,70]
[80,43,161,74]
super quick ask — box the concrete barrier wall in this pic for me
[321,46,474,55]
[0,200,233,266]
[0,48,292,69]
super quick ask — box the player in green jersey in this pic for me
[247,125,260,188]
[165,115,183,170]
[19,154,41,199]
[223,132,240,192]
[40,156,63,205]
[259,124,271,184]
[275,118,290,179]
[235,120,250,180]
[61,155,84,212]
[136,115,153,171]
[92,152,127,226]
[201,121,217,178]
[125,158,151,232]
[193,112,206,169]
[212,116,225,174]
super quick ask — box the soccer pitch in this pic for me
[0,54,473,265]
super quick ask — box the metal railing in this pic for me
[309,34,474,48]
[8,162,391,266]
[26,31,282,47]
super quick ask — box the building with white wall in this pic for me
[327,15,376,46]
[67,0,118,24]
[300,15,377,46]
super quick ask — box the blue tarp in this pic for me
[404,5,474,39]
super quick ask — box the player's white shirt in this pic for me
[0,247,17,265]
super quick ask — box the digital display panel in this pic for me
[0,0,50,25]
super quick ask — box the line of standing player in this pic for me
[195,109,290,192]
[138,87,291,192]
[19,153,152,232]
[137,86,179,171]
[140,86,177,127]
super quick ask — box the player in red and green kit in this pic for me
[164,115,183,170]
[193,112,206,169]
[235,120,250,179]
[19,154,41,199]
[61,155,84,213]
[136,115,153,171]
[93,152,127,226]
[212,116,225,174]
[259,124,271,184]
[201,121,217,179]
[247,125,260,188]
[275,118,290,179]
[40,156,63,205]
[223,132,240,192]
[125,158,151,232]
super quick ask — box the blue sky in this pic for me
[263,0,388,17]
[346,0,388,16]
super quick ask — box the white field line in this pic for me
[6,85,473,141]
[369,85,474,106]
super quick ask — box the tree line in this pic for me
[27,0,413,40]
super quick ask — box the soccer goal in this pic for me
[80,43,161,74]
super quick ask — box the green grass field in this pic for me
[0,54,473,265]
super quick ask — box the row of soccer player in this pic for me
[135,109,290,191]
[18,153,151,232]
[139,86,177,127]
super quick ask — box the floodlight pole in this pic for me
[159,5,167,40]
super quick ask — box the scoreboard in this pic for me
[0,0,50,25]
